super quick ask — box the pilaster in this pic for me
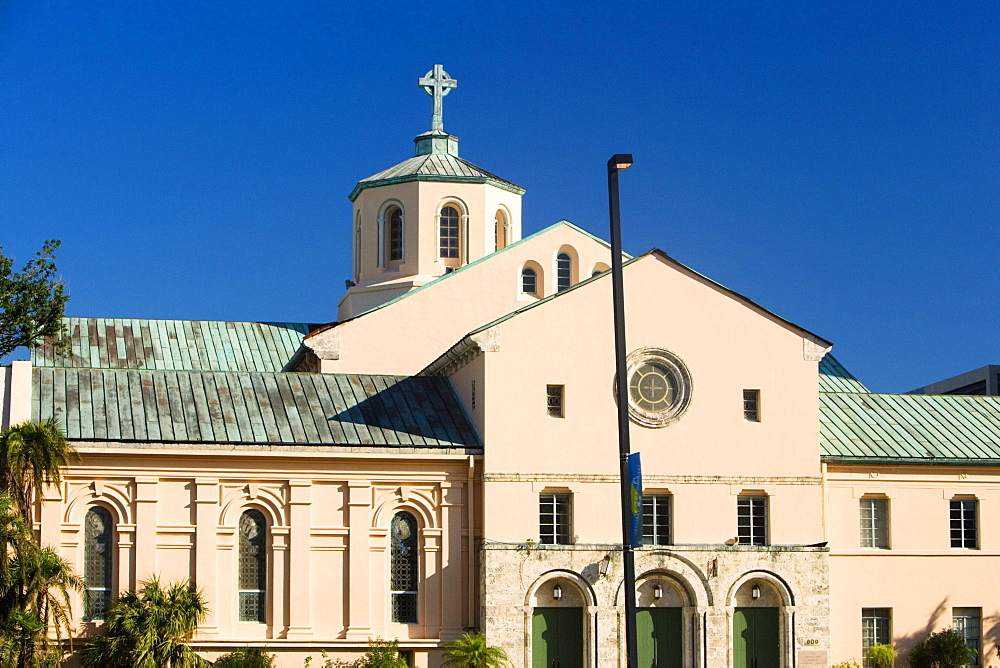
[286,480,313,638]
[194,478,219,637]
[134,477,158,582]
[439,482,465,640]
[345,481,372,639]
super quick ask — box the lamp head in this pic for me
[608,153,634,172]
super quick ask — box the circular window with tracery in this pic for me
[624,347,692,428]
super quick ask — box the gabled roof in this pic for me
[820,390,1000,465]
[348,153,525,201]
[819,354,869,393]
[33,367,480,449]
[32,318,311,373]
[305,220,618,339]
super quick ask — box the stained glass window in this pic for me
[390,512,418,623]
[238,509,267,623]
[84,507,113,621]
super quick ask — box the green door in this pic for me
[733,607,780,668]
[532,607,584,668]
[636,607,683,667]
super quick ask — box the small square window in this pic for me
[743,389,760,422]
[539,493,572,544]
[737,494,768,546]
[860,497,889,549]
[950,499,978,549]
[547,385,564,418]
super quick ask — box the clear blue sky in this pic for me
[2,1,997,392]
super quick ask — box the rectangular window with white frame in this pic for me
[950,498,978,548]
[953,607,982,667]
[539,493,572,544]
[860,497,889,549]
[737,494,768,546]
[642,493,672,546]
[861,608,891,667]
[743,389,760,422]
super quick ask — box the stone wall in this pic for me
[481,543,830,668]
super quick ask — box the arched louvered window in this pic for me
[388,207,404,261]
[557,253,572,292]
[521,267,537,295]
[439,206,460,258]
[84,507,113,621]
[238,509,267,623]
[390,511,418,623]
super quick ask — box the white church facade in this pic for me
[2,66,1000,667]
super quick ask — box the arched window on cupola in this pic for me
[387,206,404,262]
[354,211,361,282]
[495,209,510,251]
[390,511,418,623]
[83,506,113,621]
[557,252,572,292]
[238,509,267,623]
[439,205,461,260]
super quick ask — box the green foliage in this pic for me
[864,642,896,668]
[0,240,69,359]
[0,420,76,523]
[81,577,210,668]
[831,660,862,668]
[908,628,974,668]
[214,647,276,667]
[0,492,81,668]
[357,638,407,668]
[442,632,511,668]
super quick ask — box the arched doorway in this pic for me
[636,577,686,667]
[529,574,590,668]
[731,578,784,668]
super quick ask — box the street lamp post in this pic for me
[607,153,637,668]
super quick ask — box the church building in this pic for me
[1,65,999,668]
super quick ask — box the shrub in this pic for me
[865,642,896,668]
[215,647,277,667]
[442,632,511,667]
[908,628,974,668]
[358,638,407,668]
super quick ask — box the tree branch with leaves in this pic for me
[0,240,69,359]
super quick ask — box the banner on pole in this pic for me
[628,452,643,548]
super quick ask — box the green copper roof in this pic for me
[819,354,869,393]
[820,391,1000,464]
[348,146,525,201]
[32,318,311,372]
[33,367,480,449]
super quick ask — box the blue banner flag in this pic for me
[628,452,643,548]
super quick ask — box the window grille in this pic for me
[642,494,672,546]
[539,493,572,544]
[737,495,768,545]
[84,507,113,621]
[860,498,889,549]
[556,253,571,291]
[388,208,403,261]
[950,499,978,548]
[546,385,564,418]
[953,607,982,667]
[391,512,418,623]
[861,608,891,667]
[743,389,760,421]
[439,206,460,258]
[521,267,537,294]
[238,509,267,622]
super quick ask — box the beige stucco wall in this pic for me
[1,361,32,428]
[467,253,825,545]
[319,223,617,376]
[46,447,479,667]
[825,463,1000,666]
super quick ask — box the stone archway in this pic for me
[727,573,795,668]
[525,571,596,668]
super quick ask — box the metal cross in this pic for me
[418,64,457,133]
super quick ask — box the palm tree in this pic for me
[0,494,81,668]
[441,632,511,668]
[81,577,209,668]
[0,420,76,523]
